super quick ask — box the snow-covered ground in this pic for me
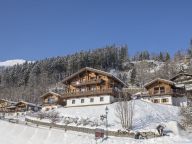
[1,100,192,144]
[54,100,180,131]
[0,120,192,144]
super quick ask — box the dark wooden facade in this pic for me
[13,101,41,112]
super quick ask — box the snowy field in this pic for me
[0,120,192,144]
[1,100,192,144]
[55,100,180,131]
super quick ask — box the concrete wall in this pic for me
[66,95,114,107]
[141,95,188,107]
[141,95,173,105]
[25,118,158,138]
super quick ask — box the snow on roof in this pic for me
[144,78,175,88]
[170,72,192,81]
[16,101,41,108]
[40,91,61,98]
[0,99,17,104]
[6,105,16,109]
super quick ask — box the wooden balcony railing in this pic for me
[71,79,103,87]
[62,88,119,98]
[141,89,185,97]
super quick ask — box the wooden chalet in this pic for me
[171,72,192,92]
[40,91,65,110]
[141,78,187,106]
[61,67,128,107]
[9,101,41,112]
[0,99,17,112]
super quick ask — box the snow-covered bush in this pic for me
[48,111,61,124]
[37,111,47,120]
[63,117,73,125]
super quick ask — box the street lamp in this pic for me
[100,106,109,139]
[105,106,109,139]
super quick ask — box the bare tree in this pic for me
[115,100,134,130]
[48,111,61,124]
[180,106,192,129]
[37,111,47,120]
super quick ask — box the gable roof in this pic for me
[0,99,17,104]
[144,78,175,89]
[15,101,41,108]
[40,91,61,98]
[170,72,192,81]
[62,67,127,87]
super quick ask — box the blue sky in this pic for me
[0,0,192,61]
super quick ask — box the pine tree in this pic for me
[130,68,136,86]
[188,39,192,58]
[165,52,170,62]
[159,52,164,62]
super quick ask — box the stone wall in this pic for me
[25,118,158,138]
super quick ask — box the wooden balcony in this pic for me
[141,89,185,97]
[62,88,119,98]
[71,79,103,87]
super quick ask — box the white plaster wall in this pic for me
[66,95,114,107]
[172,96,188,107]
[141,95,173,105]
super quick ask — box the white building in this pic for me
[139,78,187,107]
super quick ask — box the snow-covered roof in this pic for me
[40,91,61,98]
[62,67,127,87]
[0,99,17,104]
[15,101,41,108]
[170,72,192,81]
[144,78,175,89]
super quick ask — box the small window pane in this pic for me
[90,98,94,102]
[100,97,104,102]
[154,99,160,103]
[161,98,168,103]
[81,99,84,103]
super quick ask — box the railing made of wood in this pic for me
[63,88,119,98]
[71,79,102,87]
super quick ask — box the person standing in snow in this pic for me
[156,124,165,136]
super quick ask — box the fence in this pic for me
[25,118,158,138]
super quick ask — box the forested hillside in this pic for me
[0,46,128,103]
[0,45,192,103]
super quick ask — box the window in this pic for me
[160,87,165,94]
[90,98,94,102]
[161,98,168,103]
[72,100,75,104]
[154,99,160,103]
[154,87,159,94]
[48,98,56,104]
[81,99,84,103]
[100,97,104,102]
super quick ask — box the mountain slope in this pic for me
[0,59,28,67]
